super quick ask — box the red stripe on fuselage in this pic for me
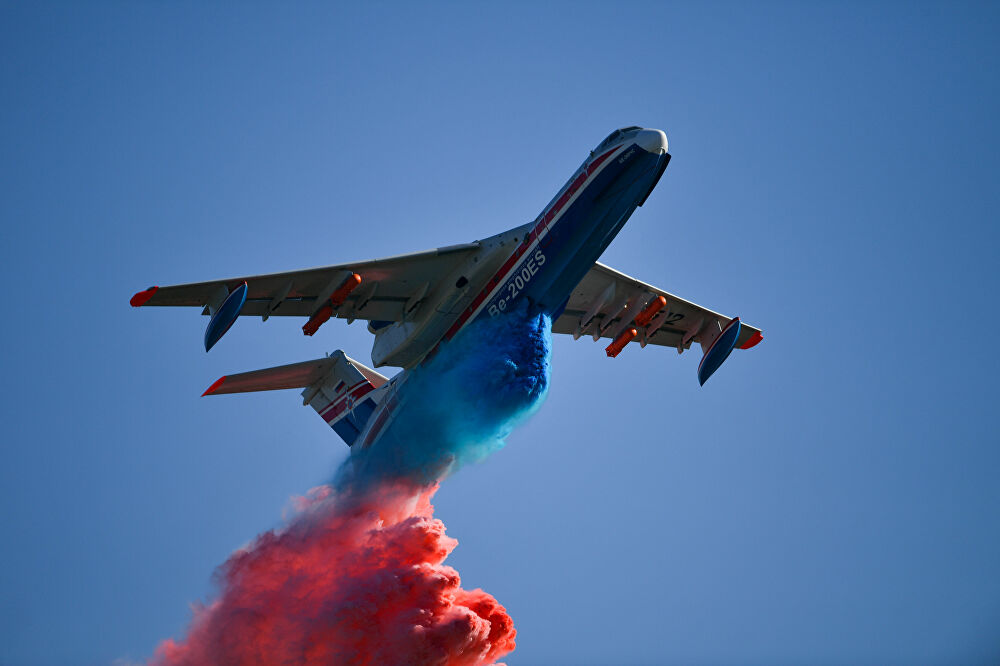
[586,147,617,173]
[440,145,622,343]
[358,394,397,449]
[698,318,740,373]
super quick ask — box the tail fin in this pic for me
[202,350,389,447]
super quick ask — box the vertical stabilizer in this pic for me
[300,351,389,446]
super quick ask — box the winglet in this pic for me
[202,376,227,396]
[130,286,159,307]
[739,331,763,350]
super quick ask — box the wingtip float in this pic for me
[698,317,743,386]
[204,282,248,352]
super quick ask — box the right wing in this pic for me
[130,243,480,327]
[552,262,762,382]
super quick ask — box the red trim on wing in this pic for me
[202,376,227,396]
[130,286,159,307]
[739,330,763,350]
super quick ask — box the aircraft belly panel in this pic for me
[370,231,517,368]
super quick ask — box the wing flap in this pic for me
[230,297,406,322]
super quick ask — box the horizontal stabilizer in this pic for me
[202,355,388,396]
[202,351,389,449]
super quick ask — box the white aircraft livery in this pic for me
[131,127,763,450]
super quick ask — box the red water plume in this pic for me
[150,482,515,666]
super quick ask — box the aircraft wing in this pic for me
[552,262,762,371]
[130,243,480,327]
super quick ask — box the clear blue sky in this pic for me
[2,3,999,665]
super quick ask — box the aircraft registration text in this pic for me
[488,250,546,317]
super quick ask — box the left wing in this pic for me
[552,262,762,382]
[130,243,480,335]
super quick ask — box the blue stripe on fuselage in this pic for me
[481,142,665,321]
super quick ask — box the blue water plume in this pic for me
[345,301,552,486]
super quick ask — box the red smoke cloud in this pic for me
[148,309,550,664]
[150,482,515,666]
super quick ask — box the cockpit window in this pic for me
[595,130,621,152]
[595,126,642,152]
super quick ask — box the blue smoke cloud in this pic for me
[344,301,552,486]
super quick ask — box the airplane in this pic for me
[130,126,762,451]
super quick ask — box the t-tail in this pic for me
[201,351,389,447]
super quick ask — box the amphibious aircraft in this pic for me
[131,127,762,450]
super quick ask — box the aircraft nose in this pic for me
[636,129,668,155]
